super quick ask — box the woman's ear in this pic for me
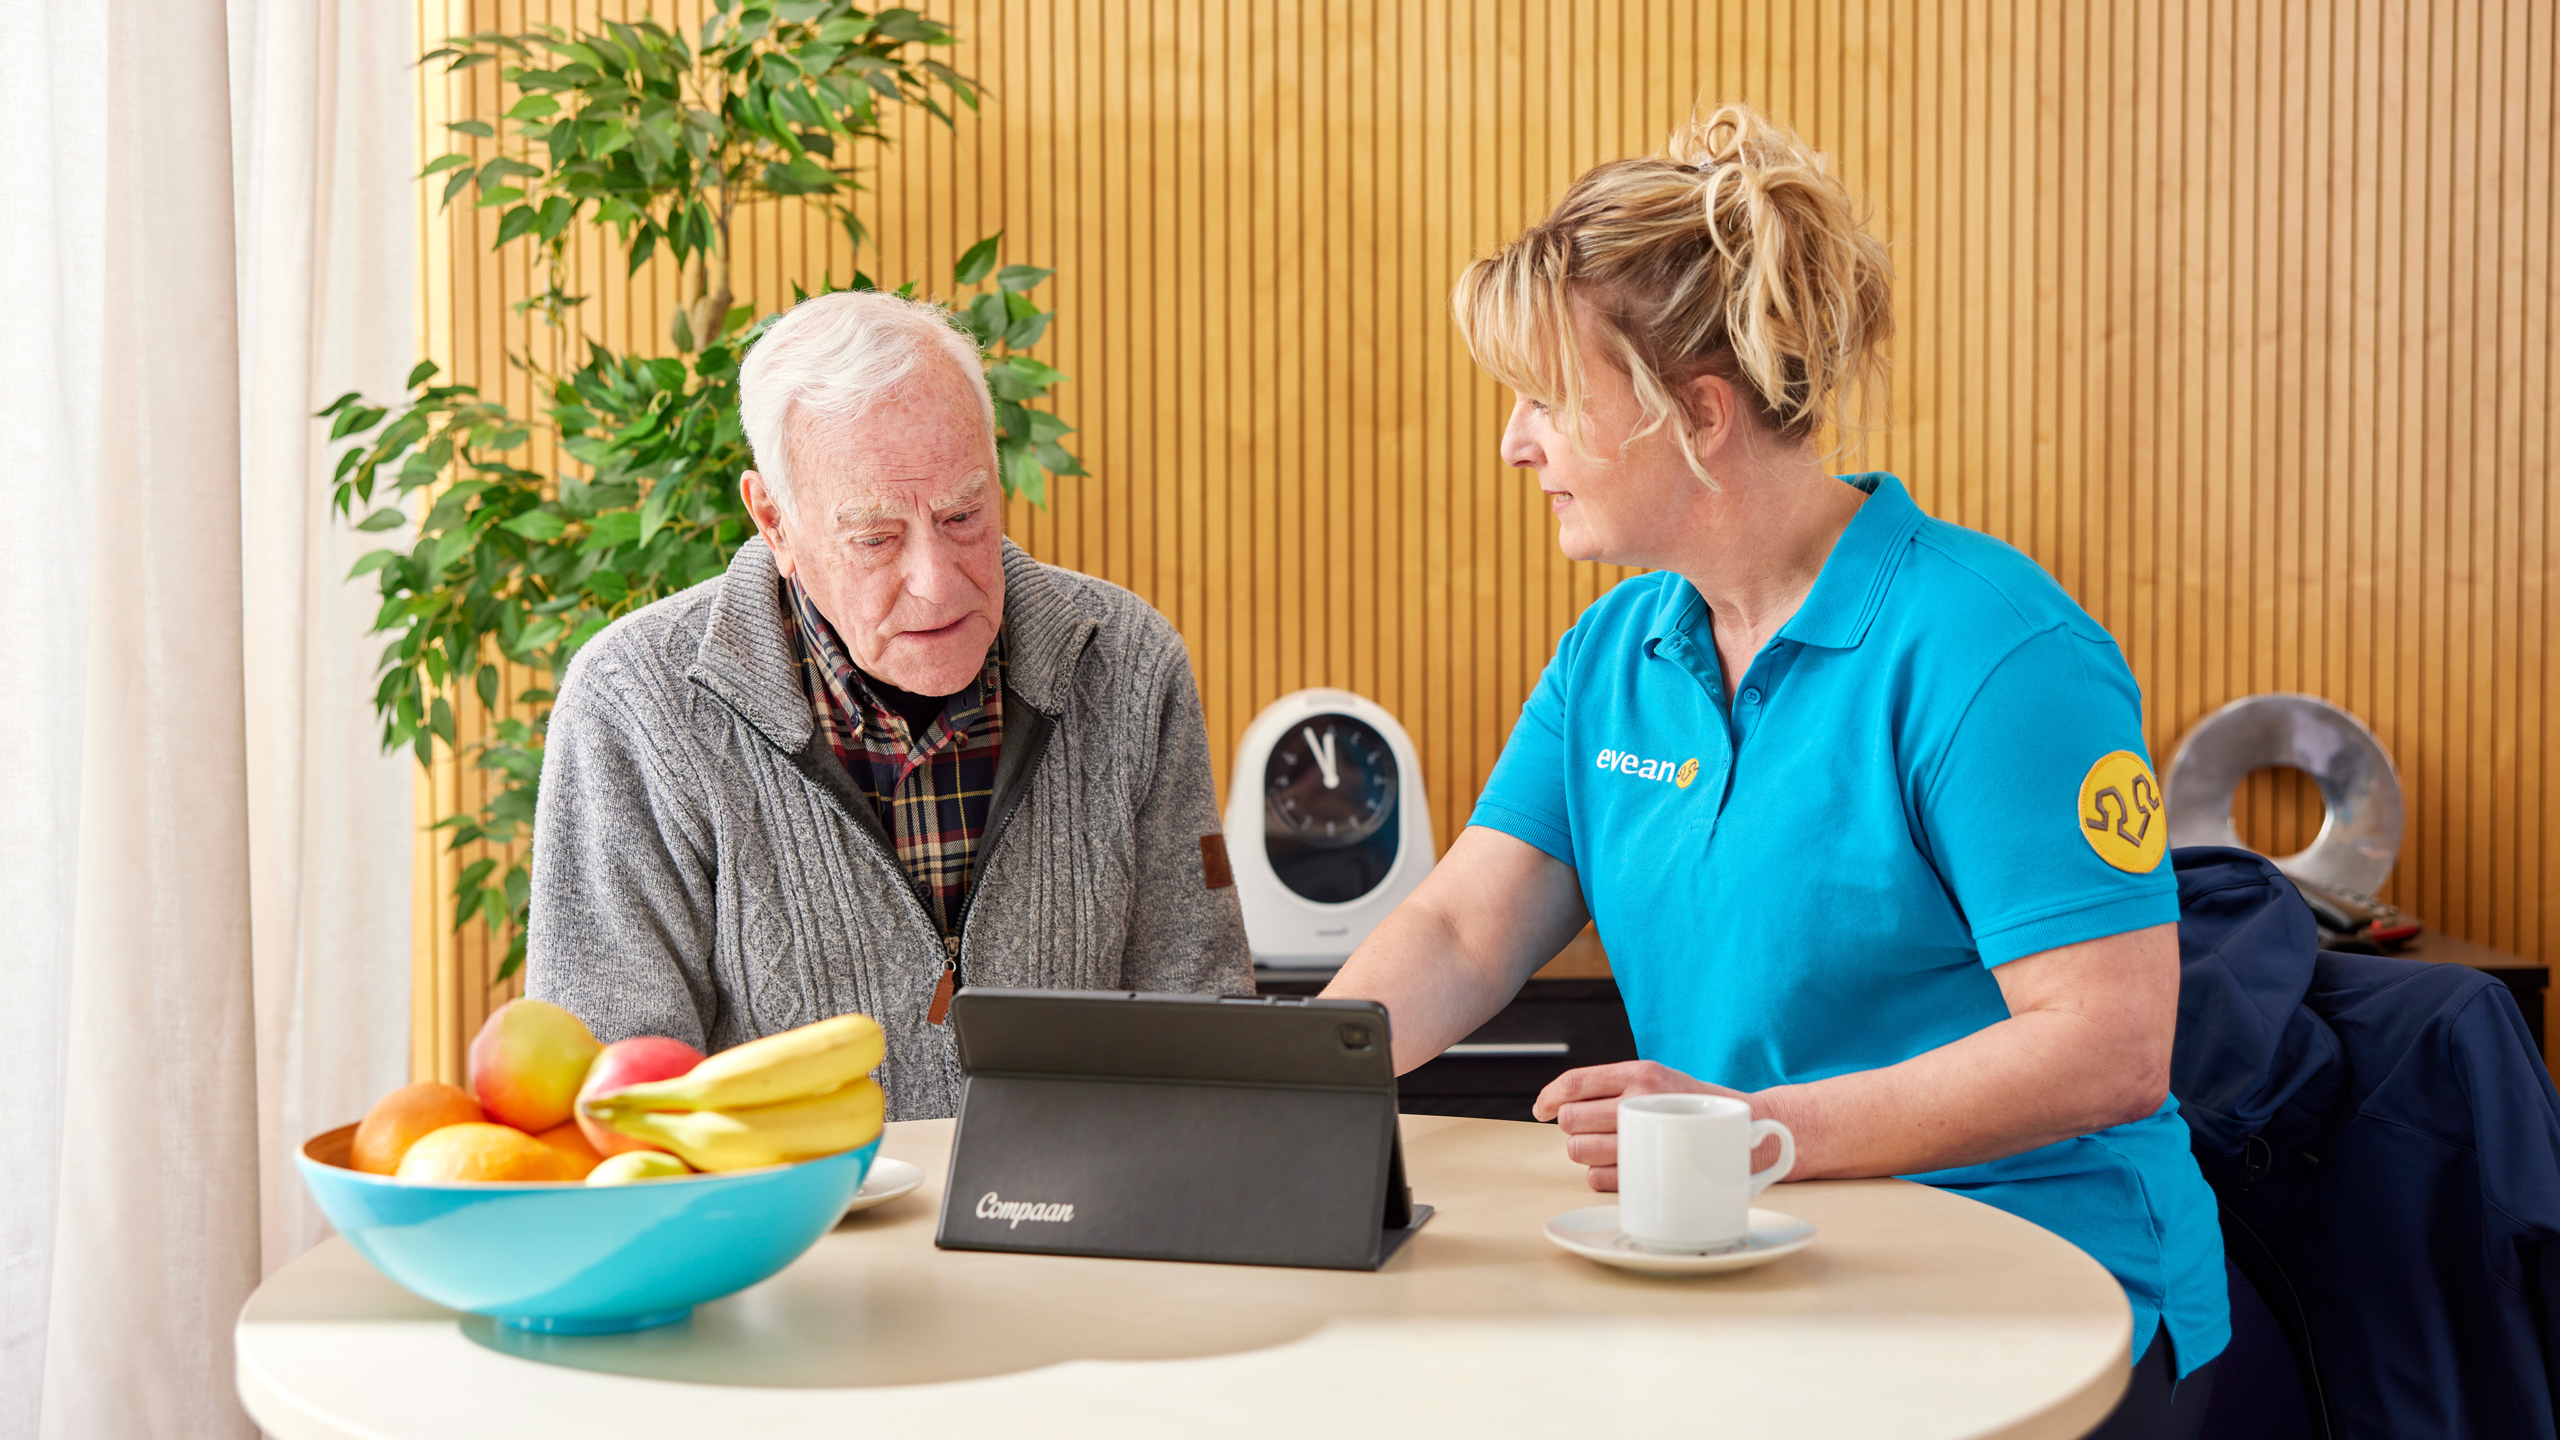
[1681,370,1740,468]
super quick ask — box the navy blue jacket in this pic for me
[2171,846,2560,1439]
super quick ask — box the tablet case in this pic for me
[936,989,1432,1271]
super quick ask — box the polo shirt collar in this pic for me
[1642,472,1922,655]
[1779,472,1922,650]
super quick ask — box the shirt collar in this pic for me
[1780,473,1922,650]
[1642,472,1921,655]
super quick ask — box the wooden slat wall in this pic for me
[412,0,2558,1079]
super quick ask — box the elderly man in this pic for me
[528,290,1252,1118]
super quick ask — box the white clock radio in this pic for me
[1223,688,1436,969]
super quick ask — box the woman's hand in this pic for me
[1531,1061,1766,1191]
[1535,923,2181,1186]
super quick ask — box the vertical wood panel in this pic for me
[415,0,2560,1077]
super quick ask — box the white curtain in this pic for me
[0,0,417,1433]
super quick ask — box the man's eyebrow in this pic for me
[826,471,992,529]
[828,495,906,528]
[932,471,990,512]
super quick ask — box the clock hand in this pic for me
[1303,726,1340,789]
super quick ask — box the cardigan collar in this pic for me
[688,536,1093,755]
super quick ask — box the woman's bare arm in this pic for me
[1535,922,2179,1185]
[1321,827,1591,1072]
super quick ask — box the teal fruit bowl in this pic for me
[296,1123,877,1333]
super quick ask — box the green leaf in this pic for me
[505,94,561,120]
[494,204,542,245]
[953,232,1002,285]
[420,152,474,176]
[639,478,679,545]
[447,119,497,138]
[1035,439,1086,475]
[535,195,577,242]
[921,59,978,107]
[669,306,696,353]
[760,153,839,195]
[1003,311,1052,349]
[1002,354,1070,387]
[440,167,479,206]
[995,264,1052,293]
[355,507,408,532]
[1001,443,1046,506]
[585,510,644,548]
[958,292,1006,348]
[499,509,567,540]
[475,185,525,209]
[406,359,441,389]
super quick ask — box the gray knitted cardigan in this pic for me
[526,536,1254,1120]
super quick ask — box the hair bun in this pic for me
[1452,99,1891,474]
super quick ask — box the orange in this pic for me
[395,1122,562,1183]
[352,1082,486,1175]
[534,1121,605,1180]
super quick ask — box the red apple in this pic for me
[575,1036,706,1156]
[467,999,602,1132]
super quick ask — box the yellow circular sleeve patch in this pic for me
[2078,750,2167,873]
[1675,758,1700,790]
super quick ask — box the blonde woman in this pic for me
[1324,105,2226,1434]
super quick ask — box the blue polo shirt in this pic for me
[1472,474,2227,1376]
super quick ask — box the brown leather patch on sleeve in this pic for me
[1199,833,1235,890]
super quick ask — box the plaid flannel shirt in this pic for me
[783,577,1004,937]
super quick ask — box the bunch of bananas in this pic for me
[581,1014,886,1172]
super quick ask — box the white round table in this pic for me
[238,1115,2131,1438]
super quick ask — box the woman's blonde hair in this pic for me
[1453,102,1892,479]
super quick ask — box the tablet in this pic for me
[936,990,1429,1269]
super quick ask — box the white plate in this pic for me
[838,1158,925,1219]
[1543,1205,1816,1274]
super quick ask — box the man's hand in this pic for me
[1530,1061,1757,1192]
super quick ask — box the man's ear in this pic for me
[740,471,798,577]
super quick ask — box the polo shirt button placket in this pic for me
[1731,685,1766,744]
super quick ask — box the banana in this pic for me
[585,1013,884,1113]
[597,1079,885,1172]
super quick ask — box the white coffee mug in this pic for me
[1616,1093,1796,1254]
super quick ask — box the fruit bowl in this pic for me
[296,1123,877,1333]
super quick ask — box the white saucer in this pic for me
[1543,1205,1816,1274]
[838,1158,925,1219]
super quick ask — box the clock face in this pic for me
[1264,713,1402,904]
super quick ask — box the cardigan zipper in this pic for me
[696,655,1070,1028]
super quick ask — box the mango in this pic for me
[467,999,602,1133]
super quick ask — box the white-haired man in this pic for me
[527,290,1252,1118]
